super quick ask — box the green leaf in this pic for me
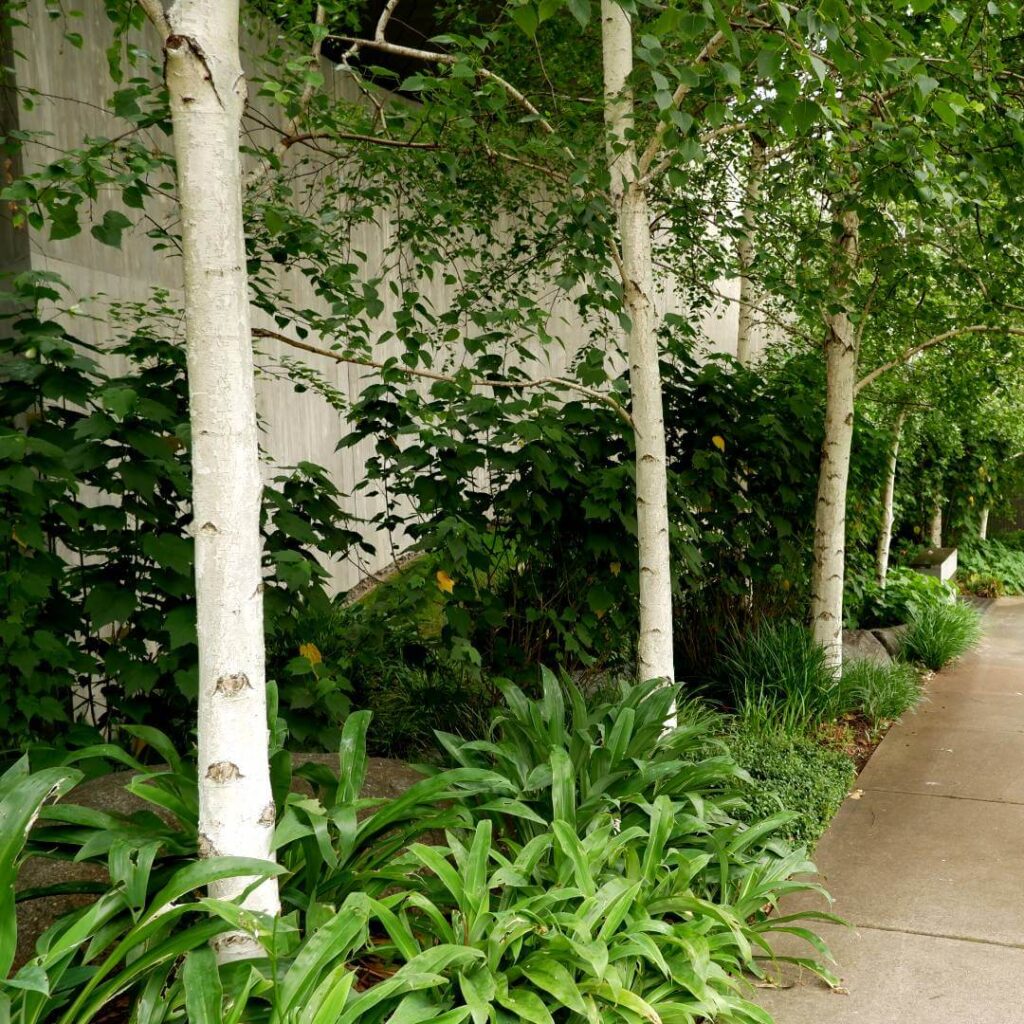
[566,0,590,27]
[90,210,132,248]
[510,5,539,38]
[183,947,223,1024]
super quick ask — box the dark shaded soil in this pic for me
[819,713,889,775]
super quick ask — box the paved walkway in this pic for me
[757,597,1024,1024]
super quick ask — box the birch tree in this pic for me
[141,0,279,956]
[876,410,908,586]
[599,1,674,686]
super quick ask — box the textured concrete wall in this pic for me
[6,0,763,592]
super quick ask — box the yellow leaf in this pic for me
[298,642,322,665]
[968,495,975,505]
[610,561,621,576]
[711,435,726,452]
[436,570,455,594]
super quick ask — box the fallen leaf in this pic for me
[849,789,863,800]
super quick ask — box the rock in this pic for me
[871,624,908,659]
[842,629,893,667]
[15,755,423,968]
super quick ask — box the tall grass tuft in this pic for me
[839,659,922,725]
[720,622,840,735]
[900,601,983,671]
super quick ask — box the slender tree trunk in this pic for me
[929,501,943,547]
[875,410,907,587]
[736,137,764,367]
[979,505,990,540]
[809,211,860,674]
[164,0,279,959]
[601,1,675,692]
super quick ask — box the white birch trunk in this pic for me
[736,137,764,367]
[929,502,943,547]
[979,505,990,540]
[875,411,907,587]
[601,1,675,696]
[163,0,279,959]
[809,211,860,674]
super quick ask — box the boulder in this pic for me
[842,628,893,667]
[15,755,423,968]
[871,624,908,659]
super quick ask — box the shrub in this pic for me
[718,622,840,735]
[268,594,497,756]
[725,728,856,848]
[901,601,983,670]
[958,538,1024,596]
[855,566,957,628]
[957,571,1004,598]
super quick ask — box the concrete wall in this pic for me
[5,0,766,592]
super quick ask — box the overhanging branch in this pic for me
[856,325,1024,394]
[252,326,635,428]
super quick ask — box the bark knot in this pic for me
[206,761,243,783]
[214,672,252,696]
[198,832,219,858]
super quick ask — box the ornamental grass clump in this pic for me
[839,659,923,725]
[719,622,841,736]
[901,601,983,671]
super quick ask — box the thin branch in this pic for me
[637,30,728,182]
[294,4,328,119]
[329,36,561,139]
[281,130,439,151]
[137,0,171,40]
[856,325,1024,394]
[252,326,635,428]
[375,0,402,41]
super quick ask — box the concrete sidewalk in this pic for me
[757,598,1024,1024]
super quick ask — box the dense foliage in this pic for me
[726,730,857,849]
[0,275,361,750]
[5,679,840,1023]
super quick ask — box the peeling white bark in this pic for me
[979,505,990,540]
[736,137,764,367]
[875,411,907,587]
[601,1,675,696]
[810,211,860,674]
[162,0,279,958]
[929,502,943,547]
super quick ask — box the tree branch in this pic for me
[252,327,634,428]
[856,325,1024,394]
[137,0,171,40]
[281,130,439,151]
[636,30,728,182]
[329,36,560,139]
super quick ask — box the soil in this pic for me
[818,713,886,774]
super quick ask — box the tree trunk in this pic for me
[979,505,990,540]
[809,211,860,674]
[875,410,907,587]
[601,1,675,693]
[929,502,943,547]
[736,137,764,367]
[164,0,279,959]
